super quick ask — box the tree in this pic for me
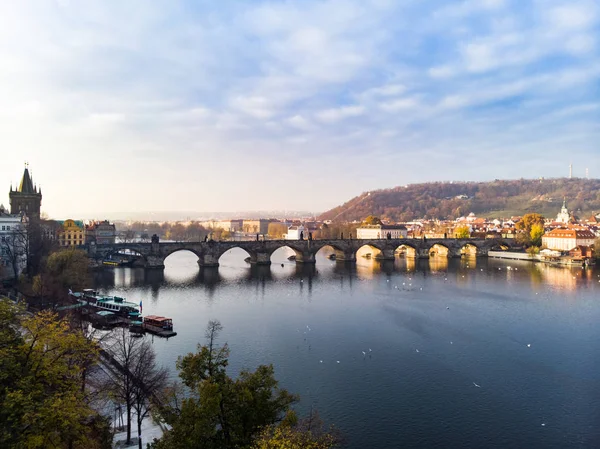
[527,245,540,258]
[152,320,298,449]
[515,213,545,232]
[0,301,107,448]
[530,223,544,247]
[267,223,289,239]
[33,248,90,303]
[454,225,470,239]
[363,215,382,225]
[253,410,341,449]
[130,337,168,449]
[104,327,167,447]
[594,238,600,260]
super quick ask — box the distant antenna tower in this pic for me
[569,163,572,179]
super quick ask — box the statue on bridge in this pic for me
[299,231,304,241]
[151,234,159,244]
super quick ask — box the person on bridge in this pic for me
[341,232,344,240]
[309,232,313,241]
[300,231,304,240]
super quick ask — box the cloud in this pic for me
[315,105,365,122]
[0,0,598,216]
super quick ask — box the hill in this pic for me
[319,178,600,222]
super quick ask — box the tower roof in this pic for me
[18,167,35,194]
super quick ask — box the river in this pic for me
[94,248,600,448]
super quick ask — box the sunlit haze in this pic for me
[1,0,598,219]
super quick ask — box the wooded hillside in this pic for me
[319,178,600,222]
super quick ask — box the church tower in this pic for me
[556,198,570,224]
[9,163,42,219]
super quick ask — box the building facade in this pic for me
[542,228,596,251]
[0,206,27,279]
[555,199,571,224]
[357,224,408,239]
[9,165,42,219]
[242,219,272,235]
[85,220,117,244]
[58,219,85,247]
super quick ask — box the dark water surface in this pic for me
[94,249,600,448]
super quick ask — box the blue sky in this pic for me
[0,0,598,218]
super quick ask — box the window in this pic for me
[6,226,10,231]
[1,226,4,230]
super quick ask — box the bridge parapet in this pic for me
[88,238,516,269]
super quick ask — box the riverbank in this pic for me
[488,250,595,267]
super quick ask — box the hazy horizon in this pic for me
[1,0,598,218]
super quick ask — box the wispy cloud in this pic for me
[0,0,597,216]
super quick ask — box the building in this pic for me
[357,224,408,239]
[58,219,85,247]
[0,205,27,279]
[542,228,596,251]
[9,164,42,219]
[284,225,305,240]
[85,220,117,244]
[555,199,571,224]
[242,219,272,235]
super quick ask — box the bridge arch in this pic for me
[395,243,417,258]
[489,240,511,251]
[102,247,147,267]
[314,244,347,262]
[218,246,258,265]
[460,243,479,257]
[163,247,203,262]
[356,243,384,260]
[270,245,303,263]
[428,243,450,257]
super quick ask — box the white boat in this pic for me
[70,289,140,317]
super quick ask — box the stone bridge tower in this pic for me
[9,164,42,219]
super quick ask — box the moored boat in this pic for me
[143,315,177,337]
[70,289,140,317]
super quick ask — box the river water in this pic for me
[94,248,600,448]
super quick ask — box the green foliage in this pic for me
[252,410,341,449]
[454,225,470,239]
[0,300,106,448]
[319,178,599,221]
[152,320,298,449]
[527,246,540,258]
[33,248,90,302]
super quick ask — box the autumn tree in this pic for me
[0,300,109,448]
[530,223,545,247]
[268,223,289,239]
[454,225,470,239]
[515,213,545,232]
[33,248,90,303]
[363,215,382,225]
[152,320,298,449]
[253,409,341,449]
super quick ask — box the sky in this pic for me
[0,0,598,219]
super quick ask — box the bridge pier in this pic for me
[197,253,220,268]
[252,251,271,266]
[336,250,356,263]
[146,255,165,269]
[295,251,316,264]
[379,248,396,261]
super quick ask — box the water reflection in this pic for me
[92,251,600,449]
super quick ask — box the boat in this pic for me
[70,289,140,317]
[142,315,177,337]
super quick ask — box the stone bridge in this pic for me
[87,238,517,269]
